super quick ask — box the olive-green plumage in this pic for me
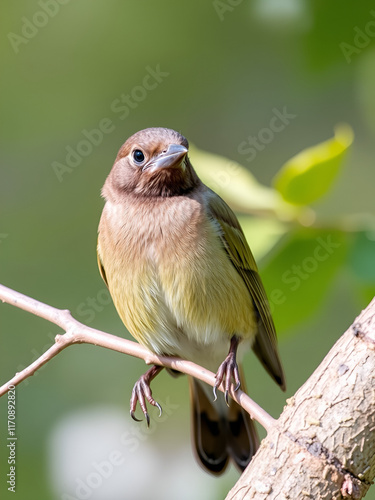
[97,127,285,474]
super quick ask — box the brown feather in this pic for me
[189,373,259,475]
[207,190,286,390]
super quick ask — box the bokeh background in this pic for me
[1,1,375,499]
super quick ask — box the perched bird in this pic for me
[97,127,285,475]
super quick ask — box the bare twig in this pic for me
[0,283,276,432]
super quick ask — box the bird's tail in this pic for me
[188,375,259,475]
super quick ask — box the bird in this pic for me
[97,127,285,475]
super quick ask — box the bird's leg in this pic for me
[130,365,163,427]
[213,335,241,406]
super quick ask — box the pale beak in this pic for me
[144,144,188,172]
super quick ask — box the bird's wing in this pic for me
[207,189,286,390]
[97,242,109,287]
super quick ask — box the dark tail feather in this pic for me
[226,396,259,471]
[189,376,228,474]
[189,377,259,475]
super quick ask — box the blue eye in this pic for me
[133,150,145,163]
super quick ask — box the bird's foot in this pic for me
[213,336,241,406]
[130,365,163,427]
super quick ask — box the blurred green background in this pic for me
[1,1,375,499]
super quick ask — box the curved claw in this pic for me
[214,336,242,405]
[224,390,230,407]
[213,385,218,402]
[130,410,142,423]
[129,365,163,426]
[155,402,163,418]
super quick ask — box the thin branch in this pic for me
[0,283,276,432]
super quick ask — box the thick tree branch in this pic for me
[227,297,375,499]
[3,283,374,498]
[0,283,275,432]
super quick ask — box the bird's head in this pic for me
[103,127,200,200]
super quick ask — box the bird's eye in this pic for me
[133,149,145,164]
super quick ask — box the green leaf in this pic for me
[349,230,375,307]
[259,229,349,334]
[273,125,354,206]
[349,231,375,284]
[189,144,298,219]
[238,215,288,261]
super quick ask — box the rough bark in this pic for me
[227,298,375,499]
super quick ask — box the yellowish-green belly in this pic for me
[98,199,257,357]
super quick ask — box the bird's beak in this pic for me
[144,144,188,172]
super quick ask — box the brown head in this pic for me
[102,127,200,200]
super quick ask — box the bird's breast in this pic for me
[98,195,256,359]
